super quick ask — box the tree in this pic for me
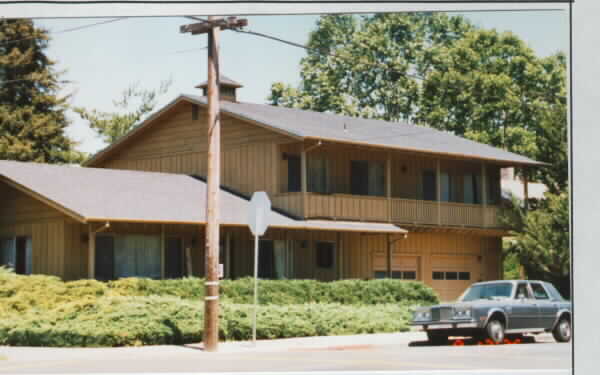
[74,79,171,144]
[268,13,566,165]
[0,19,85,164]
[503,193,570,298]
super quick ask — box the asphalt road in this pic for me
[0,333,571,374]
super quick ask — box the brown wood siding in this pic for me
[97,102,292,197]
[0,182,73,279]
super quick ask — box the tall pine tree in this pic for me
[0,19,84,163]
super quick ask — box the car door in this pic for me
[507,282,538,330]
[530,282,559,329]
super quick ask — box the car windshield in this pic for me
[459,283,513,302]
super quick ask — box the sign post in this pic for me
[247,192,271,346]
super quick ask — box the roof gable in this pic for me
[85,94,544,168]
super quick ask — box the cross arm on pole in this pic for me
[180,17,248,35]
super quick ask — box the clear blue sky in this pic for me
[35,10,569,155]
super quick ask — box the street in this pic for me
[0,332,571,374]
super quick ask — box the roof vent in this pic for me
[195,74,243,102]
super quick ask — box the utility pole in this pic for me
[180,15,247,353]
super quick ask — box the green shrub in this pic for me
[0,267,430,347]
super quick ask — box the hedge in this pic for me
[0,268,435,347]
[0,297,413,347]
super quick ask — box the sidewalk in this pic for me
[0,331,427,361]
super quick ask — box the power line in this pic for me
[171,46,208,54]
[0,18,128,46]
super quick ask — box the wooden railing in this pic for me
[272,192,504,229]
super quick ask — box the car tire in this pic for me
[427,331,449,345]
[552,317,571,343]
[485,319,505,344]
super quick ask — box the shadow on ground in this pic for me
[408,335,537,347]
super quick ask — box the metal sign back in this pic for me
[248,192,271,236]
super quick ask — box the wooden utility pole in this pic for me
[180,15,248,353]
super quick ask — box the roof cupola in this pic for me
[195,74,243,102]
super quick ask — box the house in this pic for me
[0,76,544,301]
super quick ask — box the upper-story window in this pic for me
[350,160,385,196]
[308,156,329,194]
[463,173,481,204]
[422,170,436,201]
[440,172,452,202]
[286,154,301,192]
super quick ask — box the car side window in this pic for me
[530,283,550,300]
[515,283,532,299]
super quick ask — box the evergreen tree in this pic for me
[0,19,84,164]
[74,79,172,145]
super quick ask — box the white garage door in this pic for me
[431,254,480,302]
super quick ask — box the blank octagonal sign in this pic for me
[248,191,271,236]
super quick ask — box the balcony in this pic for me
[272,192,504,229]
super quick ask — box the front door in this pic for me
[95,236,115,281]
[165,237,184,279]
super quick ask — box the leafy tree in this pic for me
[0,19,85,164]
[502,193,570,298]
[74,79,172,144]
[268,13,566,165]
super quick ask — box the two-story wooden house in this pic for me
[0,76,543,301]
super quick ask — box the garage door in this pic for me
[431,254,480,302]
[372,253,419,280]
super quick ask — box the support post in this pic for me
[482,162,487,228]
[301,149,307,217]
[203,16,221,352]
[161,224,165,280]
[436,159,441,225]
[386,153,392,223]
[387,234,392,279]
[225,231,231,278]
[88,225,95,279]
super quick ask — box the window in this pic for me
[530,283,550,300]
[308,156,329,193]
[95,236,115,281]
[373,270,417,280]
[316,242,335,269]
[192,104,199,120]
[1,237,32,275]
[350,160,385,196]
[433,271,470,281]
[464,174,480,204]
[515,283,532,299]
[441,172,452,202]
[114,235,161,279]
[286,154,301,192]
[259,240,292,279]
[422,170,436,201]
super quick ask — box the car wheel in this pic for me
[552,317,571,343]
[427,331,449,345]
[485,319,505,344]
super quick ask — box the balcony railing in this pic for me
[272,192,504,229]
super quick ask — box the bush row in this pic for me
[0,268,438,312]
[0,296,413,347]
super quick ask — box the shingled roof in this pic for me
[0,160,405,234]
[186,96,543,166]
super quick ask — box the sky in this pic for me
[34,10,569,155]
